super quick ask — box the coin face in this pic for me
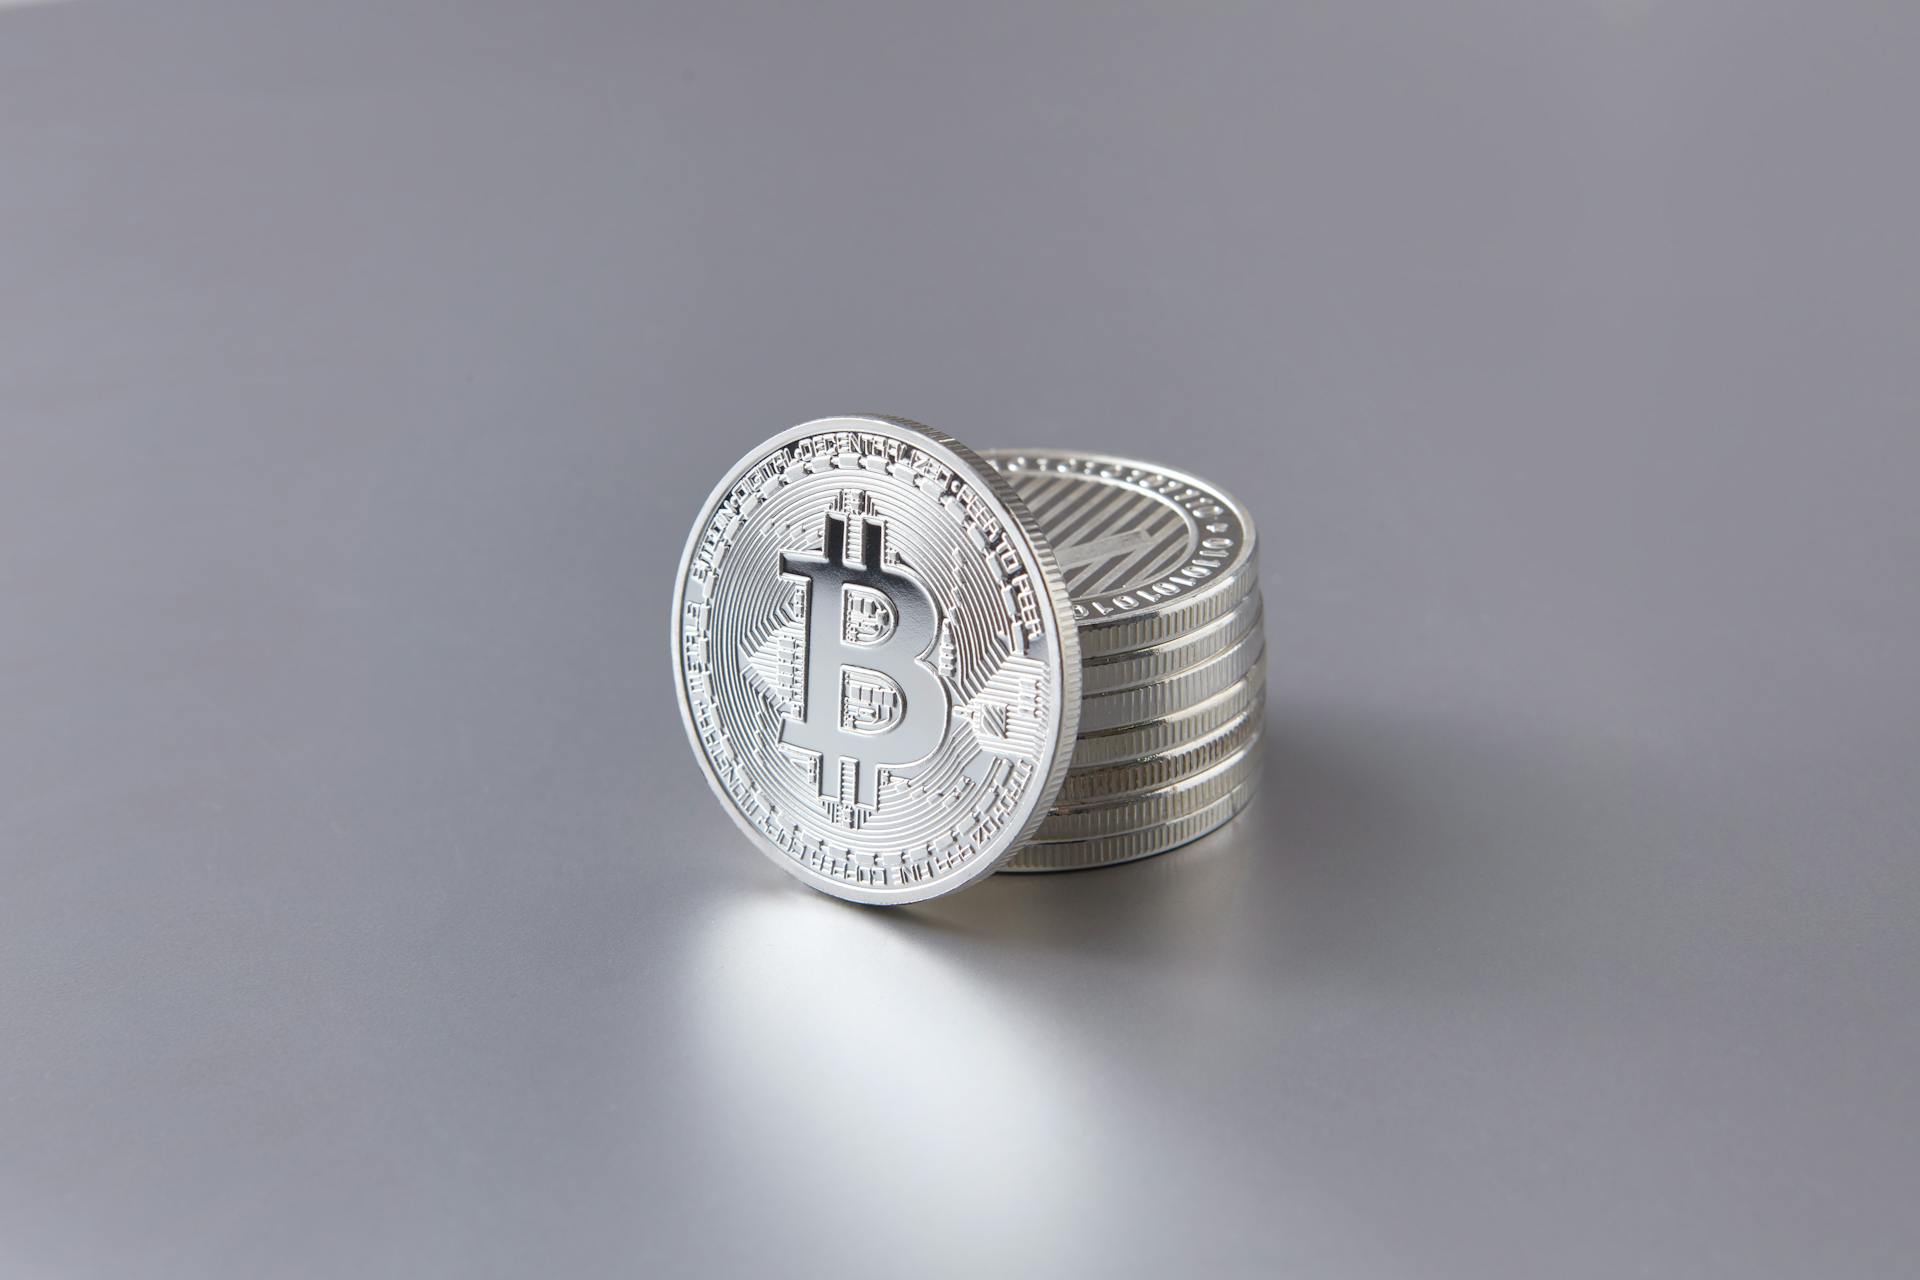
[983,450,1258,655]
[672,417,1080,904]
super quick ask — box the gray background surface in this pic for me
[4,2,1918,1276]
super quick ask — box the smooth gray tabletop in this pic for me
[4,3,1917,1277]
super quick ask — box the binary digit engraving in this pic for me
[777,504,948,812]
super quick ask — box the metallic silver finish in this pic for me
[1056,699,1264,805]
[672,416,1080,905]
[1076,634,1266,733]
[980,444,1268,869]
[984,449,1259,659]
[1078,590,1263,695]
[1066,665,1268,769]
[1034,734,1264,842]
[1004,773,1259,872]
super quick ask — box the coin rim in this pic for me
[1004,772,1259,872]
[1078,590,1264,695]
[1076,634,1266,733]
[1067,663,1268,769]
[670,414,1082,906]
[1036,729,1264,841]
[1056,694,1265,804]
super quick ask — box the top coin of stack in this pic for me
[982,450,1265,872]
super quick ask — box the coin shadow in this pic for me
[871,705,1406,966]
[873,700,1660,997]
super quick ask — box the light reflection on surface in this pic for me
[686,889,1108,1270]
[680,781,1279,1269]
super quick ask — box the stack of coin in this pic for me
[983,450,1265,872]
[673,417,1264,905]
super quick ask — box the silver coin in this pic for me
[1079,590,1263,696]
[671,415,1080,905]
[1004,773,1258,873]
[1034,733,1263,842]
[983,449,1259,658]
[1077,634,1266,733]
[1067,664,1267,769]
[1056,696,1264,805]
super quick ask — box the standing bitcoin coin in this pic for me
[672,416,1080,904]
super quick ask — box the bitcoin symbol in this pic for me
[778,505,949,810]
